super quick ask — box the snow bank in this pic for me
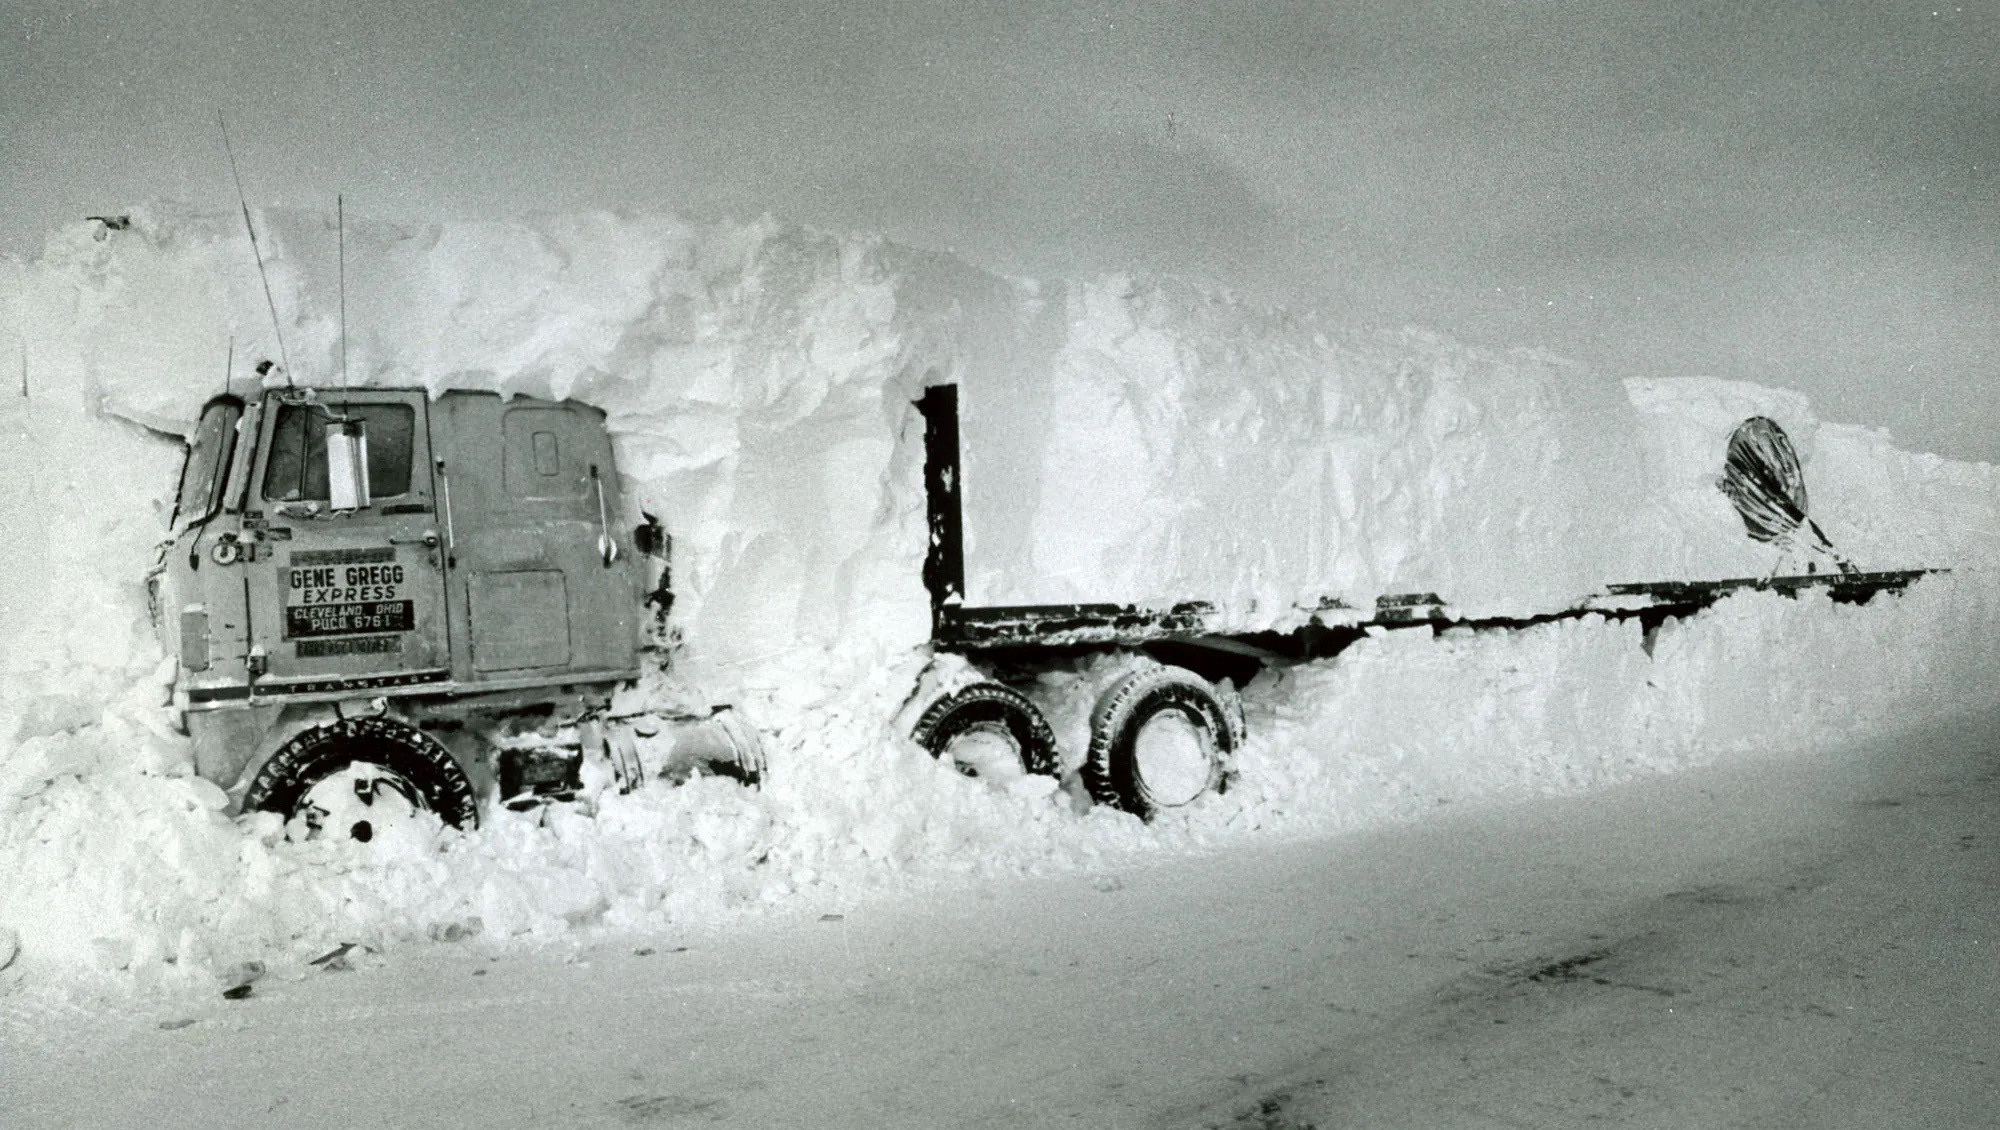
[2,208,1997,1000]
[963,280,2000,619]
[1236,572,2000,826]
[0,206,983,701]
[1624,377,2000,584]
[963,283,1652,617]
[6,571,1996,1001]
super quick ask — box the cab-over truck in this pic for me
[151,383,752,841]
[153,381,1931,840]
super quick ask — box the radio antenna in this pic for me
[338,193,349,390]
[223,337,234,398]
[18,343,26,399]
[218,111,294,388]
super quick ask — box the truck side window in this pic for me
[174,399,242,526]
[263,402,416,502]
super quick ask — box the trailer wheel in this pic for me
[243,716,479,838]
[909,682,1061,780]
[1084,665,1236,819]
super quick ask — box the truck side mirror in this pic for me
[634,512,669,559]
[326,419,371,511]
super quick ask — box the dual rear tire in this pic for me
[907,663,1238,820]
[909,682,1061,780]
[1082,665,1239,820]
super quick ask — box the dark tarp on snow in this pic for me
[1720,416,1809,542]
[1718,415,1855,573]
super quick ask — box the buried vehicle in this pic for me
[153,380,1938,839]
[150,384,758,840]
[899,387,1937,819]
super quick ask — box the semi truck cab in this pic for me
[152,385,666,827]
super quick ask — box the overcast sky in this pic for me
[5,1,1994,461]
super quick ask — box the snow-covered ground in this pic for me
[7,708,1995,1128]
[1,208,1997,1008]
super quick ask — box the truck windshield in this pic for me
[263,401,416,502]
[174,399,242,525]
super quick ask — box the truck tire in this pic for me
[909,682,1061,780]
[242,716,479,835]
[1084,665,1236,819]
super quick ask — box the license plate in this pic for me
[284,600,416,638]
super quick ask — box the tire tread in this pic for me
[909,682,1060,778]
[242,716,479,829]
[1084,664,1236,819]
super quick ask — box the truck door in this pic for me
[489,400,642,676]
[430,393,643,685]
[158,395,251,688]
[244,390,452,694]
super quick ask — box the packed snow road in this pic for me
[6,708,1995,1129]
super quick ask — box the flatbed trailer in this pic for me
[907,385,1938,817]
[930,571,1933,658]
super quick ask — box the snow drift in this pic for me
[962,281,1996,618]
[2,206,1997,997]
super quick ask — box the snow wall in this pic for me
[961,281,1997,617]
[2,206,1998,996]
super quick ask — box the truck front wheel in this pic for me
[909,682,1061,780]
[1084,665,1237,819]
[243,716,480,838]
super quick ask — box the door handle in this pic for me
[390,531,441,548]
[591,464,620,567]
